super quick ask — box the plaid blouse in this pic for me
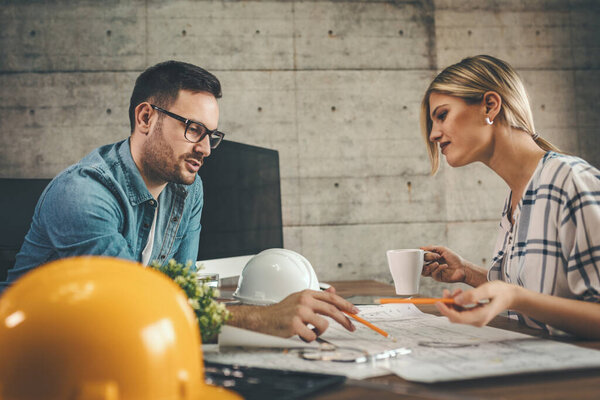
[488,152,600,334]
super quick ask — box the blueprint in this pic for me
[205,304,600,382]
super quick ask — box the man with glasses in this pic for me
[9,61,222,281]
[6,60,357,342]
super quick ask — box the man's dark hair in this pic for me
[128,60,222,133]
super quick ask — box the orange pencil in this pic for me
[377,298,456,305]
[343,311,395,340]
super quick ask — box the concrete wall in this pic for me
[1,0,598,295]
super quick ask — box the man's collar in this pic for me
[117,139,155,206]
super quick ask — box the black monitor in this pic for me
[0,178,51,281]
[197,140,283,260]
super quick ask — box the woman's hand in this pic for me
[436,282,600,338]
[435,281,519,327]
[421,245,468,283]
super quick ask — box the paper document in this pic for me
[206,304,600,382]
[375,311,600,382]
[196,255,253,279]
[318,304,422,356]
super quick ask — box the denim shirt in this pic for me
[2,139,203,292]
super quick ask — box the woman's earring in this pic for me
[485,117,494,125]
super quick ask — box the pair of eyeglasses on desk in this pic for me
[293,338,411,363]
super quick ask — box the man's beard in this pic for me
[141,118,199,186]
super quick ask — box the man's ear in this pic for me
[134,103,153,135]
[483,91,502,122]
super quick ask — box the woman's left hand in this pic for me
[435,281,520,327]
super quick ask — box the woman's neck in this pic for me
[484,126,546,208]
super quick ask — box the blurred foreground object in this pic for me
[150,259,230,343]
[0,256,240,400]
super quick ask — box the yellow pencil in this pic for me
[343,311,395,341]
[377,298,456,305]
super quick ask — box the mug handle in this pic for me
[423,250,437,266]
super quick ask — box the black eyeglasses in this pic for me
[151,104,225,149]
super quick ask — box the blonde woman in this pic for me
[420,55,600,339]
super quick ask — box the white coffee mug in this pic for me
[386,249,428,295]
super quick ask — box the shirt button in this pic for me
[172,217,178,222]
[160,255,166,259]
[144,223,150,228]
[149,200,155,206]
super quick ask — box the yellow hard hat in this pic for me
[0,256,241,400]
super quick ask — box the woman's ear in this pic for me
[134,102,152,135]
[483,91,502,122]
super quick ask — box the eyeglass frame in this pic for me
[150,104,225,148]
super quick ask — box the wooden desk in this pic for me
[311,280,600,400]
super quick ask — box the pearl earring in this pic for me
[485,117,493,125]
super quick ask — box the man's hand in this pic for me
[227,287,358,342]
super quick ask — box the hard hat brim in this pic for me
[231,292,278,305]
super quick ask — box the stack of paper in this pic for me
[205,304,600,382]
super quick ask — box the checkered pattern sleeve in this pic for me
[558,160,600,302]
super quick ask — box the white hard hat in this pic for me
[233,248,320,305]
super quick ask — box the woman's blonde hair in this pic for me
[420,55,560,174]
